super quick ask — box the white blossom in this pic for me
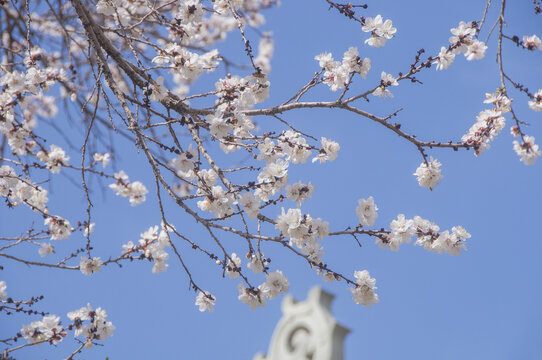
[226,253,242,279]
[414,157,443,190]
[413,216,441,250]
[257,138,281,163]
[0,281,6,299]
[247,252,268,274]
[177,0,204,24]
[484,91,511,113]
[195,291,216,312]
[83,222,95,237]
[149,76,168,102]
[373,72,398,98]
[237,283,266,310]
[93,153,111,168]
[349,270,379,307]
[465,40,487,60]
[130,225,172,273]
[510,126,521,137]
[170,145,197,178]
[528,89,542,112]
[432,230,466,255]
[238,192,260,219]
[208,113,234,139]
[80,257,103,275]
[341,47,371,78]
[259,270,290,300]
[523,34,542,50]
[197,185,234,217]
[21,321,46,344]
[0,165,18,197]
[128,181,149,206]
[44,216,72,240]
[449,21,476,54]
[254,159,289,201]
[36,144,69,173]
[315,52,337,71]
[255,35,274,74]
[312,137,340,163]
[513,135,541,165]
[39,243,55,257]
[197,169,218,186]
[356,196,378,226]
[285,181,314,207]
[434,46,455,70]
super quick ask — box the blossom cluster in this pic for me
[94,0,276,103]
[315,47,371,91]
[194,253,290,312]
[255,35,274,74]
[361,15,397,48]
[413,157,444,190]
[202,74,269,153]
[378,215,471,256]
[276,208,329,265]
[44,216,72,240]
[169,145,198,180]
[122,224,173,273]
[193,131,338,219]
[462,91,510,155]
[109,170,149,206]
[21,315,66,345]
[67,303,115,346]
[1,0,539,349]
[434,21,487,70]
[254,159,289,202]
[237,270,290,310]
[214,74,270,115]
[151,44,220,87]
[0,59,61,156]
[36,145,70,173]
[15,301,113,348]
[0,165,49,212]
[512,135,541,165]
[355,197,470,255]
[413,217,471,256]
[349,270,379,307]
[0,163,74,248]
[96,0,149,24]
[197,185,236,218]
[260,131,339,167]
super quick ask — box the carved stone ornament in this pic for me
[254,287,350,360]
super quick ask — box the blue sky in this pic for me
[2,0,542,359]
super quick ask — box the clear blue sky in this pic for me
[2,1,542,359]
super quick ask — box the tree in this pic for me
[0,0,541,358]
